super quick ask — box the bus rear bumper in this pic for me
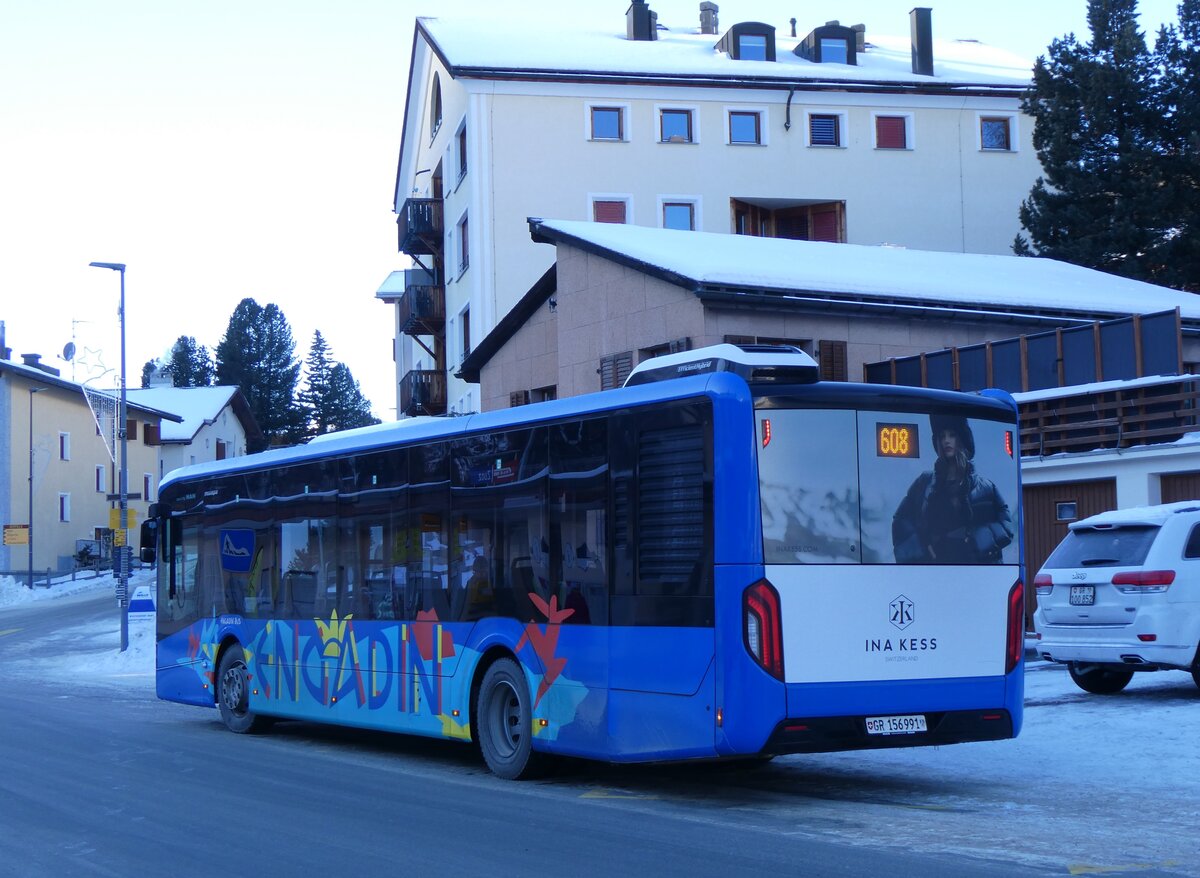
[761,708,1014,755]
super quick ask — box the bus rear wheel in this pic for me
[217,647,270,734]
[476,657,546,780]
[1067,662,1134,695]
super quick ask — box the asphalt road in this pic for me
[0,592,1188,878]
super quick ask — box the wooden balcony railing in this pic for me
[1019,378,1200,457]
[400,369,447,417]
[396,198,443,257]
[398,282,446,337]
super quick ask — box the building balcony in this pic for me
[400,369,447,417]
[397,198,443,256]
[397,269,446,337]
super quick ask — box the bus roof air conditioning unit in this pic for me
[623,343,819,387]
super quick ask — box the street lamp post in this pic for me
[27,387,43,589]
[89,261,129,652]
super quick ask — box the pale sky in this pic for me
[0,0,1182,419]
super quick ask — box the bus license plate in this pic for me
[865,714,927,736]
[1069,586,1095,606]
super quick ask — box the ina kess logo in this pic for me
[865,595,938,653]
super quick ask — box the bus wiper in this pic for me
[1080,557,1121,566]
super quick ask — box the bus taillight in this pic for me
[744,579,784,680]
[1006,579,1024,674]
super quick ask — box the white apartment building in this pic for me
[385,3,1043,418]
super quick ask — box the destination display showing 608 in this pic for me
[876,422,920,458]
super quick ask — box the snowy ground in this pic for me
[4,571,1199,874]
[0,569,156,683]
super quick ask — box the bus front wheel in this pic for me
[476,657,546,780]
[217,646,270,734]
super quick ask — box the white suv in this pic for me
[1033,502,1200,694]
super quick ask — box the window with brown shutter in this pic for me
[143,423,161,446]
[598,351,633,390]
[819,339,848,381]
[593,200,627,224]
[875,115,907,149]
[811,209,839,242]
[126,419,138,441]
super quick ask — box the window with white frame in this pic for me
[659,108,695,143]
[592,196,630,224]
[728,110,763,145]
[589,105,626,141]
[460,306,471,362]
[874,114,910,149]
[59,493,71,523]
[59,432,70,460]
[808,112,843,147]
[980,115,1015,151]
[456,121,467,181]
[662,201,696,231]
[457,212,469,273]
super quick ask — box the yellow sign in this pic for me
[113,529,127,547]
[3,525,30,546]
[108,509,139,530]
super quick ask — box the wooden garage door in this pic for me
[1161,472,1200,503]
[1022,479,1116,624]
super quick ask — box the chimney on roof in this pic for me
[627,0,658,41]
[21,353,61,377]
[852,23,866,52]
[790,17,797,38]
[910,7,934,76]
[700,2,719,35]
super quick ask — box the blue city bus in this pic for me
[145,345,1024,779]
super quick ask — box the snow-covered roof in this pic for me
[418,16,1033,89]
[125,386,241,442]
[0,359,182,421]
[528,219,1200,324]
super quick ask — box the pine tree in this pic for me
[297,331,379,437]
[140,360,157,388]
[326,362,379,432]
[298,330,336,436]
[166,336,216,387]
[215,298,304,450]
[1154,0,1200,289]
[1015,0,1169,282]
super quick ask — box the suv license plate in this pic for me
[865,714,927,736]
[1069,585,1095,606]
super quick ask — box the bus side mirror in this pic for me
[139,519,158,564]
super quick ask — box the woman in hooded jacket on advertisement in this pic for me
[892,414,1013,564]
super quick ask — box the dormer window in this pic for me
[739,34,767,60]
[795,23,859,65]
[820,38,848,64]
[717,22,776,62]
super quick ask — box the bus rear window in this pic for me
[757,407,1019,565]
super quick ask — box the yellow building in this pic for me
[0,354,179,581]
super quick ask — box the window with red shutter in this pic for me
[593,200,627,224]
[811,209,839,242]
[875,115,907,149]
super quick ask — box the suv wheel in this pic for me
[1068,662,1134,695]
